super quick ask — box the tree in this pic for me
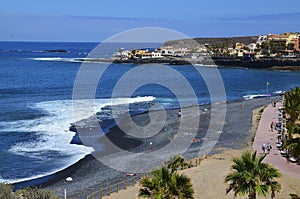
[284,87,300,160]
[165,155,188,171]
[285,137,300,159]
[139,165,194,199]
[225,151,281,199]
[131,48,136,55]
[0,183,15,199]
[285,87,300,123]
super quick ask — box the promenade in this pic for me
[253,101,300,179]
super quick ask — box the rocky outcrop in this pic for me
[212,57,300,70]
[43,49,69,53]
[112,57,300,70]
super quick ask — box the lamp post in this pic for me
[266,81,270,100]
[64,177,73,199]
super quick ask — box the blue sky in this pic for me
[1,0,300,42]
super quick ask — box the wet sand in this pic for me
[43,98,277,198]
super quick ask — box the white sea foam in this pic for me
[30,57,83,63]
[0,96,155,183]
[243,94,271,100]
[72,96,156,120]
[31,57,81,63]
[32,57,64,61]
[108,96,156,110]
[30,57,114,63]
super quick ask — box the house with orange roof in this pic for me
[268,32,300,54]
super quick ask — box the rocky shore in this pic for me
[213,57,300,70]
[66,55,300,70]
[112,57,300,70]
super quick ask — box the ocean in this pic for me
[0,41,299,184]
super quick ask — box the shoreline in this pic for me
[14,97,279,198]
[69,57,300,71]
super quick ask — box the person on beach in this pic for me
[267,143,272,154]
[270,122,274,132]
[286,152,289,164]
[178,110,182,117]
[149,142,153,151]
[262,143,266,154]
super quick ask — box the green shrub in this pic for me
[0,183,15,199]
[15,187,60,199]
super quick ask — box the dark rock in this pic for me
[43,49,69,53]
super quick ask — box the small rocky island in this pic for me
[43,49,69,53]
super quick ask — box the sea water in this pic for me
[0,41,299,184]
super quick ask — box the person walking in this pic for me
[262,143,266,154]
[267,143,272,154]
[270,122,274,132]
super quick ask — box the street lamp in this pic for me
[64,177,73,199]
[266,81,270,100]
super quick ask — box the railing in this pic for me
[86,157,206,199]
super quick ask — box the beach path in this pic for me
[253,102,300,179]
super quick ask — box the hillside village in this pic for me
[114,32,300,62]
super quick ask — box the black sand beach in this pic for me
[19,97,278,198]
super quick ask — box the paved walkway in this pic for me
[253,101,300,179]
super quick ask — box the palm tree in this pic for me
[225,151,281,199]
[139,166,194,199]
[285,137,300,159]
[285,87,300,122]
[284,87,300,159]
[165,155,188,171]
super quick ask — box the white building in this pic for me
[257,35,268,45]
[151,52,163,58]
[160,49,174,56]
[248,43,257,52]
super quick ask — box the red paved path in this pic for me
[253,102,300,179]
